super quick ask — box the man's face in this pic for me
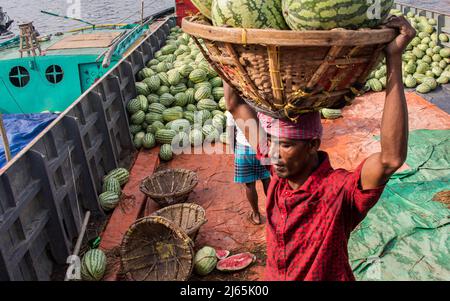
[268,135,320,179]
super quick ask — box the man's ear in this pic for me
[309,139,321,153]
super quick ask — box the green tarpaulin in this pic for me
[349,130,450,281]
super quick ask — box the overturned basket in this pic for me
[151,203,207,241]
[120,216,194,281]
[140,168,199,208]
[182,17,397,122]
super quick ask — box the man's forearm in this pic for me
[380,54,409,170]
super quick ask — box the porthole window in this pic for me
[45,65,64,84]
[9,66,30,88]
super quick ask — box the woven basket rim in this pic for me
[120,215,194,281]
[140,168,199,199]
[151,203,207,235]
[182,17,397,46]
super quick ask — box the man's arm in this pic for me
[360,16,416,190]
[224,84,263,152]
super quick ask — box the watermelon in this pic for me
[129,124,142,135]
[216,252,256,272]
[157,86,170,96]
[155,129,177,144]
[145,75,161,92]
[218,97,227,111]
[131,111,146,125]
[127,98,141,114]
[142,133,156,149]
[145,112,164,124]
[147,94,159,104]
[104,168,130,186]
[147,59,159,67]
[103,177,121,195]
[99,191,120,211]
[210,77,223,88]
[161,44,177,55]
[202,124,221,141]
[133,132,145,148]
[174,93,188,107]
[189,69,208,84]
[170,83,188,95]
[197,98,218,111]
[169,119,191,133]
[212,0,288,29]
[321,108,343,120]
[215,248,231,260]
[80,249,107,281]
[138,95,148,113]
[147,121,165,134]
[212,87,224,101]
[192,0,213,19]
[159,144,173,161]
[167,69,182,86]
[162,108,184,123]
[190,129,204,146]
[194,246,217,276]
[282,0,394,30]
[195,87,213,101]
[212,114,227,129]
[160,93,176,107]
[136,82,150,96]
[158,72,171,87]
[180,65,195,77]
[148,103,167,115]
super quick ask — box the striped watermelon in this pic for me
[104,168,130,186]
[174,93,188,107]
[167,69,182,86]
[145,75,161,92]
[192,0,213,19]
[203,124,221,141]
[129,124,142,135]
[160,93,176,107]
[145,112,164,124]
[147,94,159,104]
[99,191,120,211]
[148,103,167,115]
[186,104,198,112]
[212,87,224,101]
[170,119,191,133]
[155,129,177,144]
[197,99,219,111]
[195,86,213,101]
[157,86,170,96]
[170,83,188,95]
[180,65,195,77]
[212,0,288,29]
[189,69,208,83]
[138,95,148,113]
[131,111,146,125]
[143,133,156,149]
[210,77,223,88]
[282,0,394,30]
[163,108,184,123]
[211,110,224,117]
[162,44,177,55]
[127,98,141,114]
[158,72,171,87]
[218,97,227,111]
[136,82,150,96]
[185,88,196,104]
[81,249,107,281]
[147,121,165,134]
[212,114,227,130]
[138,68,154,80]
[103,177,121,195]
[196,110,212,125]
[184,111,196,124]
[160,144,173,161]
[147,59,159,67]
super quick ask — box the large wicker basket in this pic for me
[120,216,194,281]
[140,168,199,208]
[182,16,397,122]
[151,203,207,241]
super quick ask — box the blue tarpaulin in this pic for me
[0,113,57,168]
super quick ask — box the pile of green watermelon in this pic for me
[98,168,130,212]
[366,9,450,94]
[127,26,229,162]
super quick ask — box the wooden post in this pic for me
[141,0,144,25]
[0,113,12,162]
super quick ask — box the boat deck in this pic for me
[100,91,450,281]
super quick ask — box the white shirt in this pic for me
[225,111,251,147]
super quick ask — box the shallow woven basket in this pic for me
[120,216,194,281]
[140,168,199,208]
[182,16,397,122]
[151,203,207,241]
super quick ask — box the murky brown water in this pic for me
[2,0,449,35]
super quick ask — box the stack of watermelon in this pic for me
[97,168,130,212]
[127,26,230,162]
[193,0,394,30]
[366,9,450,94]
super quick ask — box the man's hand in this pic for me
[384,15,416,57]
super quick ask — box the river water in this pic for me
[1,0,449,35]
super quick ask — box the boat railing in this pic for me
[0,11,176,281]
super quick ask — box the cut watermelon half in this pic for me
[216,252,256,272]
[215,248,230,260]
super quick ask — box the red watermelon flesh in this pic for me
[216,252,256,272]
[215,249,230,260]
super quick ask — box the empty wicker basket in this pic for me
[151,203,207,241]
[140,168,199,208]
[182,16,397,122]
[120,216,194,281]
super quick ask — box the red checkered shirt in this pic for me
[258,150,385,281]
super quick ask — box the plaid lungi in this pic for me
[234,143,270,184]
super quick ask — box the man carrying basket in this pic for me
[224,16,416,281]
